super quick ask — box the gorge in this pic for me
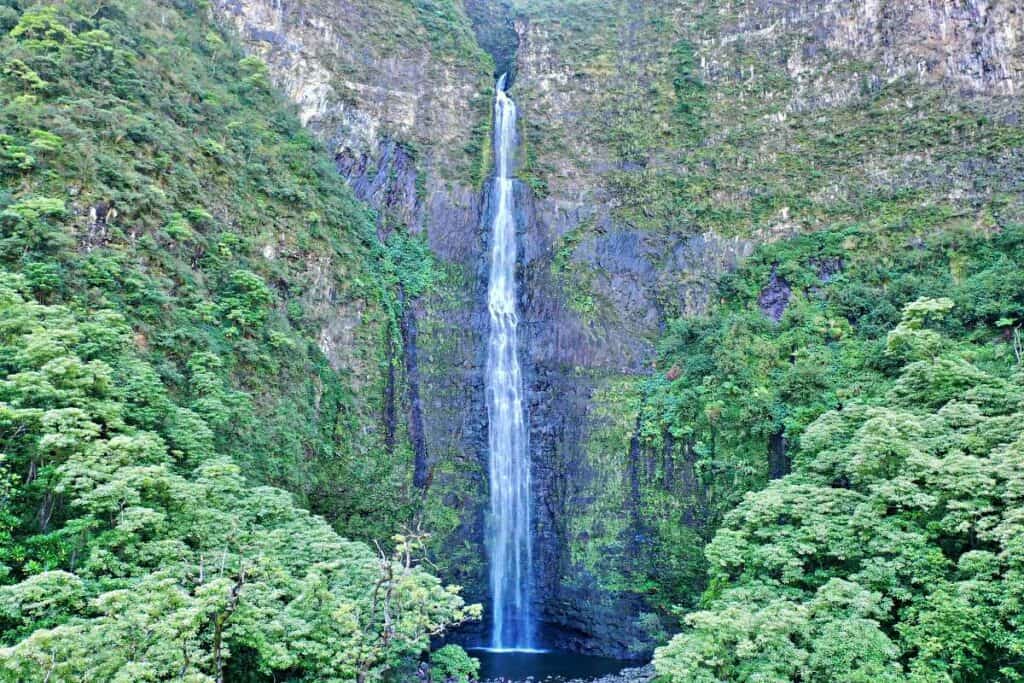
[1,0,1023,681]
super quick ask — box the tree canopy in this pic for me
[654,300,1024,682]
[0,274,478,681]
[0,0,476,677]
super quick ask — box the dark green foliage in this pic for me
[670,39,706,141]
[507,4,1023,652]
[429,644,480,683]
[655,300,1024,681]
[0,0,429,542]
[643,223,1024,508]
[381,230,441,302]
[407,0,485,68]
[624,216,1024,639]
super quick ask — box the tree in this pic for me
[655,299,1024,682]
[0,276,479,681]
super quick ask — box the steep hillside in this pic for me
[0,0,477,678]
[0,0,431,537]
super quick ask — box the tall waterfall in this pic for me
[485,73,535,651]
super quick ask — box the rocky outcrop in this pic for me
[567,665,656,683]
[211,0,490,174]
[727,0,1023,99]
[758,266,792,322]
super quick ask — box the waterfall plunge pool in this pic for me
[469,647,634,682]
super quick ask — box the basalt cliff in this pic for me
[213,0,1023,657]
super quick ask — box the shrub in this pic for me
[430,645,480,683]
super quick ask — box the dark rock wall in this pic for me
[463,0,519,80]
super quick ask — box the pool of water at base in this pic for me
[469,648,633,681]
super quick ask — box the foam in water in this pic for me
[485,73,535,650]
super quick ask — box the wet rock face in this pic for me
[758,266,792,322]
[335,139,418,234]
[569,666,656,683]
[815,257,843,283]
[515,181,754,657]
[464,0,518,79]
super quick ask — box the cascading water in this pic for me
[485,73,535,651]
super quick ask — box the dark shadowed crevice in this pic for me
[398,285,430,489]
[768,429,789,480]
[463,0,519,81]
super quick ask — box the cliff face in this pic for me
[211,0,500,606]
[213,0,1024,657]
[510,0,1023,656]
[213,0,490,177]
[744,0,1021,97]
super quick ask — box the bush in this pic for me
[430,645,479,683]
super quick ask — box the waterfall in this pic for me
[485,73,535,651]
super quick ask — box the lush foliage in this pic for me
[504,1,1023,648]
[614,219,1024,619]
[4,0,1023,674]
[0,276,478,680]
[429,644,480,683]
[0,0,444,544]
[0,0,472,679]
[655,299,1024,681]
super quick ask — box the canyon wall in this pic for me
[213,0,1024,657]
[212,0,497,609]
[512,0,1023,656]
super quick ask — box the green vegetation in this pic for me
[4,0,374,526]
[429,644,480,683]
[3,0,1024,675]
[0,0,476,678]
[0,0,447,535]
[506,0,1024,658]
[462,86,495,190]
[292,0,492,187]
[407,0,484,67]
[0,276,478,680]
[608,218,1024,632]
[606,212,1024,675]
[654,298,1024,681]
[512,0,1022,310]
[550,221,601,318]
[541,157,1024,657]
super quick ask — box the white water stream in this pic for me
[485,73,535,651]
